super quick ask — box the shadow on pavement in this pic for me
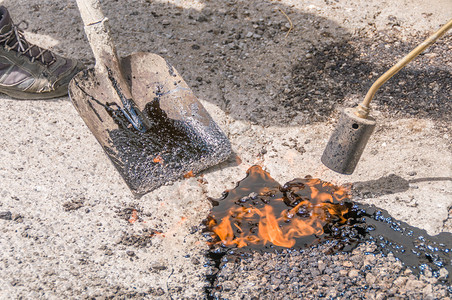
[352,174,452,198]
[5,0,451,126]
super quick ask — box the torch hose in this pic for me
[355,19,452,118]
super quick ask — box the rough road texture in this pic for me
[212,243,451,299]
[0,0,451,299]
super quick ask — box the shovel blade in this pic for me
[68,52,231,196]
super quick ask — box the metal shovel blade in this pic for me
[69,52,231,196]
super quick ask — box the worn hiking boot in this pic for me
[0,6,82,99]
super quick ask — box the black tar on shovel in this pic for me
[69,0,231,196]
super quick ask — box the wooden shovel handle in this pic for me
[75,0,133,98]
[75,0,105,25]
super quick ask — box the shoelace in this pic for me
[0,21,56,65]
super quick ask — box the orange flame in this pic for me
[207,166,351,249]
[128,209,139,224]
[153,155,164,164]
[184,170,195,178]
[258,205,295,247]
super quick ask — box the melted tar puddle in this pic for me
[204,166,452,287]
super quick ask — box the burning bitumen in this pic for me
[204,166,452,298]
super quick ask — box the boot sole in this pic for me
[0,85,69,100]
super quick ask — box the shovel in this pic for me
[69,0,231,196]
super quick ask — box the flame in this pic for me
[153,155,164,164]
[258,205,295,247]
[184,170,195,178]
[207,166,351,249]
[128,209,138,224]
[212,216,234,245]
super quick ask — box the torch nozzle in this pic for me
[321,108,376,175]
[321,19,451,174]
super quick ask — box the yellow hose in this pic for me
[355,19,452,118]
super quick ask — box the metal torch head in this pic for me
[321,108,376,174]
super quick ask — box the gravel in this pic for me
[279,33,452,127]
[210,242,451,299]
[0,211,12,220]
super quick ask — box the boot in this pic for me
[0,6,81,99]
